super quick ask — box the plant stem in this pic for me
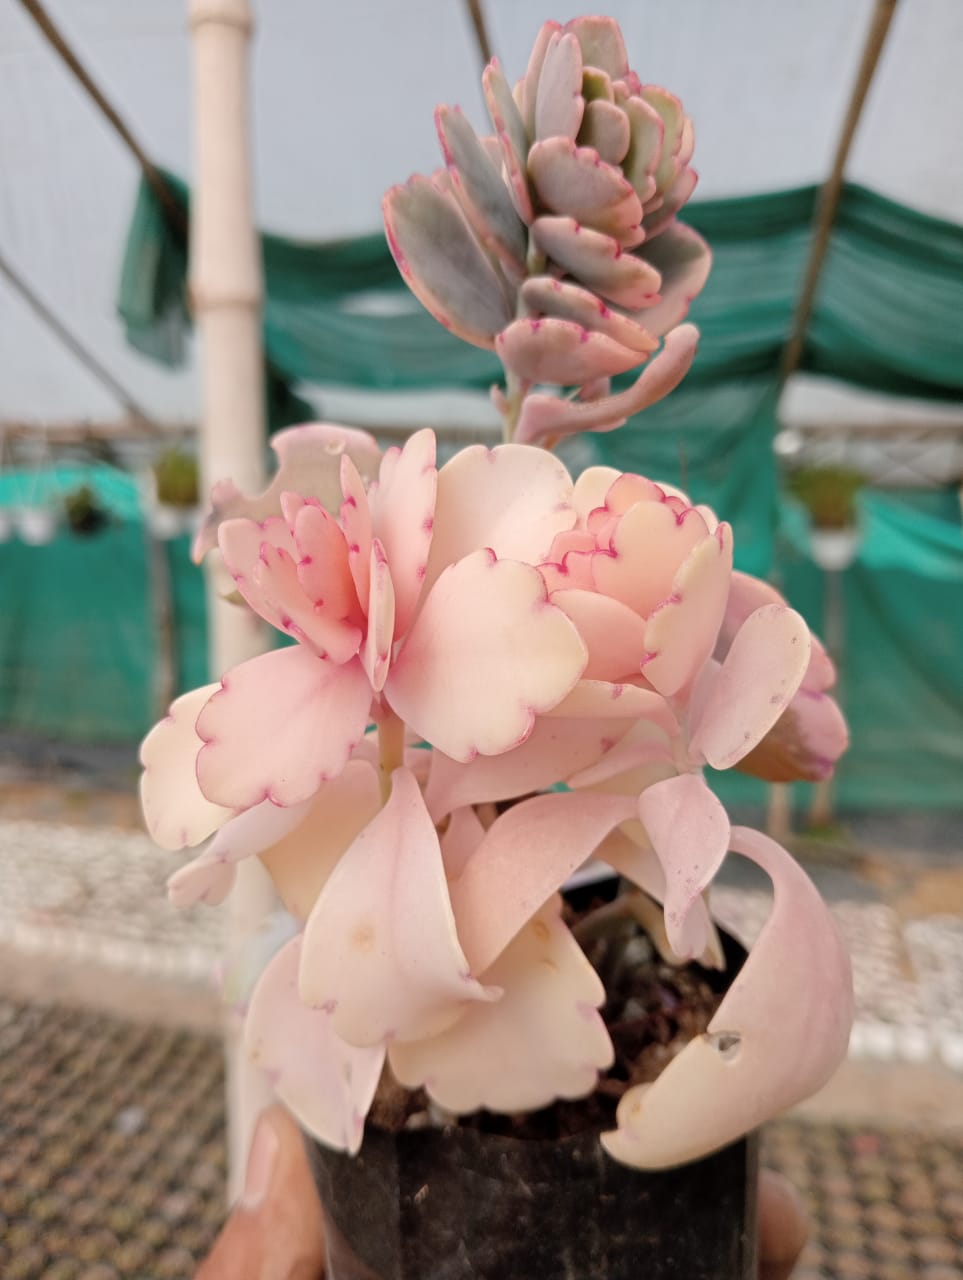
[376,706,405,803]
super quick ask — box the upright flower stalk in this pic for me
[142,15,854,1172]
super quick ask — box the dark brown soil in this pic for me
[370,889,729,1142]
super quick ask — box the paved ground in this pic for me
[0,762,962,1277]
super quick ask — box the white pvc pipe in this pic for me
[187,0,275,1200]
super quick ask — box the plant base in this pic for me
[306,1122,758,1280]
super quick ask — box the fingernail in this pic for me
[241,1112,280,1210]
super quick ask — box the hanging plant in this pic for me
[64,484,109,536]
[153,448,199,508]
[786,464,864,531]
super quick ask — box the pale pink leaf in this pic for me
[139,684,233,851]
[638,774,730,959]
[299,768,494,1047]
[339,455,373,606]
[361,540,395,693]
[390,897,612,1113]
[440,806,488,881]
[689,605,812,769]
[369,428,436,636]
[594,501,709,620]
[602,827,854,1169]
[535,31,584,141]
[424,444,575,594]
[245,936,385,1155]
[193,424,381,562]
[424,715,634,820]
[450,790,636,974]
[196,647,372,810]
[738,687,850,784]
[386,550,586,763]
[642,523,734,697]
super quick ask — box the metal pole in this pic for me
[187,0,274,1199]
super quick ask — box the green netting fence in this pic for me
[0,174,960,810]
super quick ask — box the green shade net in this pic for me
[4,176,963,810]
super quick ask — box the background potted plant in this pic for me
[63,482,110,536]
[140,17,854,1278]
[786,463,864,571]
[149,445,200,539]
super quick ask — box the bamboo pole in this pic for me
[187,0,274,1199]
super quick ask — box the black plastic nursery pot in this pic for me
[306,1123,758,1280]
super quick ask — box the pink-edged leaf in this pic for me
[632,221,711,337]
[193,424,381,563]
[424,715,633,821]
[220,523,362,663]
[293,503,363,628]
[528,139,642,242]
[546,679,668,720]
[621,95,664,203]
[390,896,612,1114]
[522,277,658,354]
[339,454,373,609]
[564,16,629,79]
[440,805,487,881]
[196,647,372,810]
[535,30,584,141]
[689,605,811,769]
[642,522,734,698]
[497,317,644,384]
[299,768,495,1047]
[642,165,699,238]
[450,790,636,973]
[578,98,631,165]
[425,444,575,593]
[571,465,622,520]
[516,22,561,138]
[738,686,850,784]
[435,104,527,273]
[139,684,232,851]
[483,59,534,223]
[719,570,837,694]
[567,717,676,792]
[514,323,699,445]
[594,501,710,620]
[383,176,512,349]
[531,216,661,309]
[638,773,730,959]
[386,551,586,763]
[245,936,385,1155]
[602,826,854,1169]
[550,589,648,681]
[639,86,686,193]
[167,794,311,909]
[361,539,395,693]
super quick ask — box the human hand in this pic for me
[196,1108,808,1280]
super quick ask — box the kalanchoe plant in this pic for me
[141,16,853,1177]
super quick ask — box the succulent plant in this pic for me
[383,16,711,447]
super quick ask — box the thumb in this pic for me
[196,1105,326,1280]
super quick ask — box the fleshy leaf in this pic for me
[516,22,561,138]
[483,59,534,223]
[245,936,385,1156]
[425,444,575,592]
[639,86,686,193]
[642,166,699,238]
[424,715,633,821]
[632,222,712,337]
[390,897,612,1113]
[550,589,649,681]
[689,605,811,770]
[383,176,512,348]
[139,684,232,851]
[737,687,850,784]
[299,768,494,1047]
[564,15,629,80]
[339,456,373,607]
[435,104,527,273]
[532,216,660,309]
[522,277,658,354]
[193,424,381,563]
[535,31,584,141]
[196,647,372,809]
[593,501,709,620]
[638,774,730,959]
[578,98,631,165]
[440,805,487,880]
[449,790,637,973]
[497,316,644,384]
[366,427,436,640]
[602,827,854,1169]
[621,95,664,203]
[528,139,642,242]
[514,323,699,445]
[386,551,586,763]
[642,522,734,697]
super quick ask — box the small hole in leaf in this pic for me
[709,1031,742,1061]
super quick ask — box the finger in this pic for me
[758,1168,809,1280]
[196,1105,326,1280]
